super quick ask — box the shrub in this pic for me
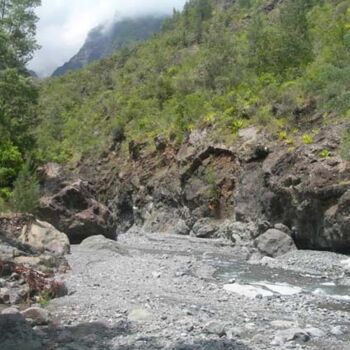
[0,142,23,192]
[320,149,331,158]
[9,162,40,214]
[206,168,220,201]
[232,119,245,134]
[302,133,314,145]
[279,130,287,141]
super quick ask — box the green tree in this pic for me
[9,161,40,213]
[273,0,313,75]
[194,0,212,42]
[247,15,273,74]
[0,0,40,198]
[0,141,22,199]
[0,0,40,68]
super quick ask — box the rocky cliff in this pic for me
[37,119,350,254]
[34,0,350,254]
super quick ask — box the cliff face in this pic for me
[52,16,165,77]
[62,120,350,253]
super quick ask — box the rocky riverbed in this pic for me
[27,231,348,350]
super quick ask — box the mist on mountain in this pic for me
[52,15,167,77]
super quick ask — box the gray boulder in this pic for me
[216,220,258,243]
[271,327,310,346]
[271,327,325,346]
[255,229,296,257]
[0,313,42,350]
[19,220,70,255]
[203,320,228,337]
[80,235,126,254]
[21,307,50,326]
[191,218,218,238]
[170,219,190,236]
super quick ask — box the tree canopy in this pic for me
[0,0,40,200]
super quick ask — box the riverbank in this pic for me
[44,232,350,350]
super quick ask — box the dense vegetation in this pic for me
[2,0,350,208]
[0,0,40,208]
[53,16,166,77]
[36,0,350,165]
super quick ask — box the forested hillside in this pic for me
[52,16,166,77]
[36,0,350,164]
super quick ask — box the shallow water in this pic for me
[124,239,350,302]
[204,254,350,300]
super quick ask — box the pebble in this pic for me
[305,327,326,338]
[152,271,161,279]
[203,320,228,336]
[0,287,10,303]
[183,308,193,316]
[331,325,344,336]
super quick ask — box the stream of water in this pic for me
[203,254,350,301]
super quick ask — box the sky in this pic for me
[28,0,187,77]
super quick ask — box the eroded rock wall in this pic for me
[42,123,350,253]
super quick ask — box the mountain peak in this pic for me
[52,15,166,77]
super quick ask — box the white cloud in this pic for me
[28,0,187,77]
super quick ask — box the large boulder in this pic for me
[216,220,258,243]
[0,226,68,273]
[38,180,116,243]
[255,229,297,257]
[19,220,70,255]
[80,235,127,254]
[0,313,42,350]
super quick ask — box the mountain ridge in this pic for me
[52,15,166,77]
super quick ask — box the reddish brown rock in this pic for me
[38,180,116,244]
